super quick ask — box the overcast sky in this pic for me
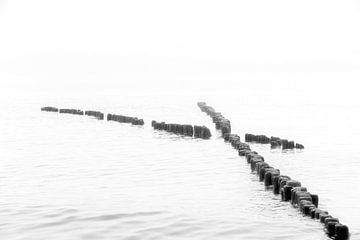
[0,0,359,96]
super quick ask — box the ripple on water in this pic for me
[0,95,358,240]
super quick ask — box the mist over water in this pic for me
[1,0,360,239]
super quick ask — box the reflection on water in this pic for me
[0,92,359,240]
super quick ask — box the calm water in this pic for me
[0,90,359,240]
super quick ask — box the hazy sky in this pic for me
[0,0,359,94]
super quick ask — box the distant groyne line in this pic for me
[197,102,349,240]
[41,106,144,126]
[41,107,213,139]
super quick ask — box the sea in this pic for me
[0,83,359,240]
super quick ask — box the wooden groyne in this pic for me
[197,102,349,240]
[245,133,305,150]
[152,120,211,139]
[41,103,348,239]
[107,113,144,125]
[197,102,231,136]
[194,125,212,139]
[59,108,84,115]
[41,107,144,125]
[85,110,104,120]
[41,106,58,112]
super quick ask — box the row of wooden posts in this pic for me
[245,133,305,150]
[41,106,211,138]
[107,113,144,125]
[197,102,349,240]
[41,106,144,126]
[197,102,231,136]
[151,120,211,139]
[42,104,349,239]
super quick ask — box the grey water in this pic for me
[0,87,359,240]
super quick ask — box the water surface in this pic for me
[0,91,359,240]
